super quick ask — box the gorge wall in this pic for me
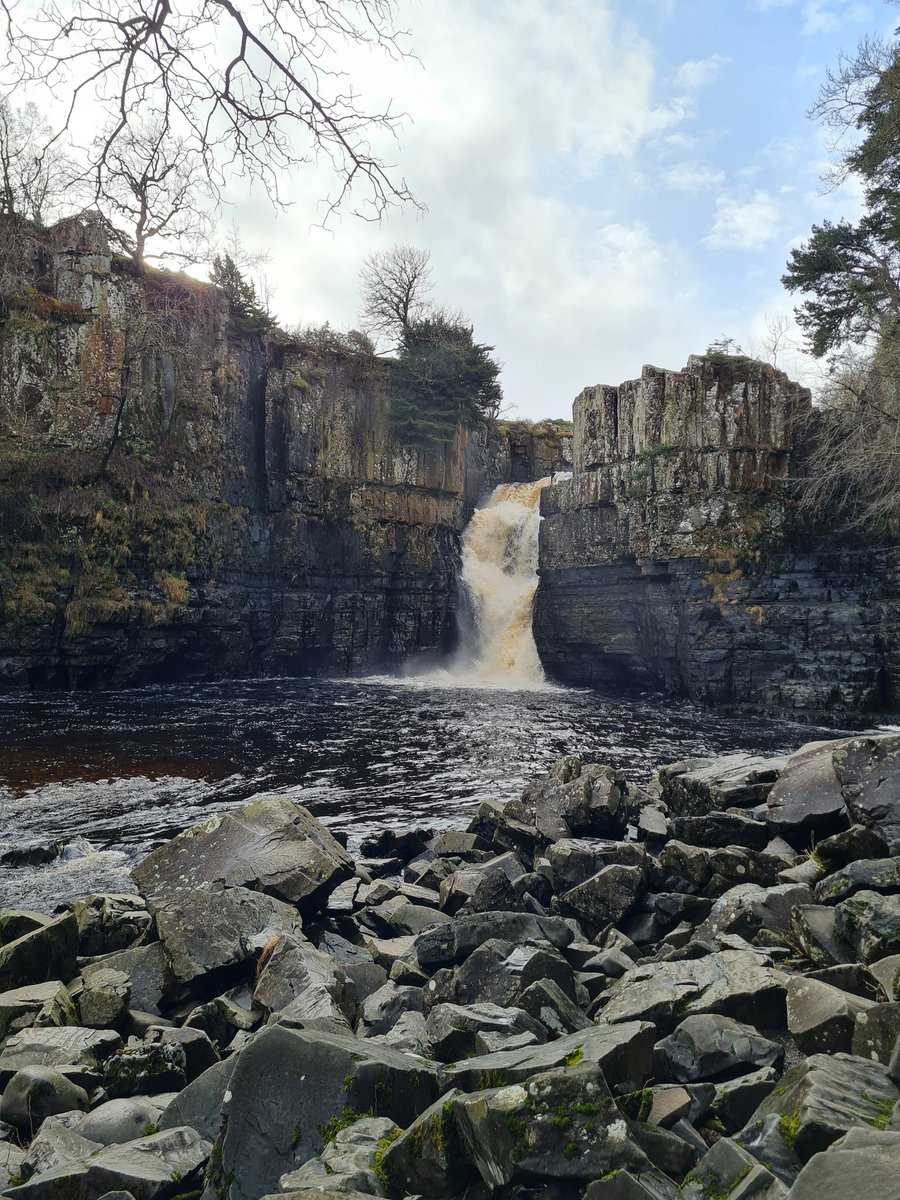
[534,355,900,718]
[0,218,483,688]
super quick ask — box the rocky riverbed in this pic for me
[0,735,897,1199]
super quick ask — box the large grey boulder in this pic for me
[278,1115,398,1195]
[0,1027,122,1082]
[158,1055,235,1142]
[431,937,578,1010]
[785,1126,900,1200]
[414,911,573,970]
[448,1061,649,1188]
[104,1042,187,1099]
[786,975,875,1055]
[0,982,77,1042]
[680,1137,785,1199]
[657,754,785,817]
[598,950,787,1034]
[89,944,173,1017]
[813,858,900,905]
[0,914,78,992]
[0,1067,90,1133]
[441,1020,654,1093]
[554,864,645,935]
[154,885,302,997]
[765,741,850,842]
[834,890,900,963]
[743,1052,899,1160]
[78,969,131,1031]
[4,1126,209,1199]
[206,1024,438,1200]
[833,734,900,842]
[500,756,629,844]
[132,797,354,913]
[75,1097,170,1146]
[545,838,645,894]
[653,1015,782,1083]
[696,883,811,943]
[425,1001,546,1062]
[254,934,351,1031]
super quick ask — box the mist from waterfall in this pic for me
[451,477,551,689]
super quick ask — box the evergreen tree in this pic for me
[210,253,271,334]
[391,316,502,448]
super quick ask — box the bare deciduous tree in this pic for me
[359,243,433,349]
[0,0,418,221]
[797,338,900,537]
[0,100,72,224]
[102,122,213,266]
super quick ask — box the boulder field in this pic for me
[0,733,898,1199]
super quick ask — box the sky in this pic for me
[24,0,900,420]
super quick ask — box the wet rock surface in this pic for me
[0,744,898,1199]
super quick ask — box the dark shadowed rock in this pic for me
[72,895,152,957]
[654,1014,782,1083]
[279,1114,399,1195]
[207,1024,438,1200]
[681,1137,784,1200]
[424,1001,546,1062]
[598,950,787,1035]
[158,1055,235,1142]
[380,1090,473,1198]
[0,914,78,993]
[833,735,900,842]
[658,755,784,817]
[744,1051,899,1161]
[90,944,173,1017]
[765,741,850,842]
[813,858,900,905]
[834,890,900,964]
[502,756,629,843]
[104,1042,187,1099]
[253,934,351,1031]
[441,1020,654,1093]
[154,886,302,997]
[852,1002,900,1065]
[414,911,573,970]
[132,797,353,914]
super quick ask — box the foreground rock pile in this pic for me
[0,736,898,1199]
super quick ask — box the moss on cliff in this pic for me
[0,439,213,634]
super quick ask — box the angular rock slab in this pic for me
[0,1027,122,1082]
[0,981,76,1041]
[785,1126,900,1200]
[448,1062,649,1188]
[654,1014,782,1083]
[441,1020,654,1094]
[154,885,302,997]
[833,734,900,842]
[208,1024,438,1200]
[599,950,787,1035]
[414,911,573,970]
[4,1126,209,1199]
[765,740,850,842]
[786,975,874,1055]
[0,913,78,993]
[834,890,900,964]
[132,797,353,913]
[745,1051,899,1161]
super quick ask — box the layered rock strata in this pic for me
[534,355,900,715]
[0,218,479,687]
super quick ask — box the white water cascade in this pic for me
[453,477,551,688]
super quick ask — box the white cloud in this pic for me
[664,162,727,192]
[705,191,783,250]
[748,0,872,36]
[674,54,730,91]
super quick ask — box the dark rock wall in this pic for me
[0,218,475,689]
[534,355,900,718]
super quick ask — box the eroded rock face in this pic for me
[534,353,900,716]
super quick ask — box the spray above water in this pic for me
[451,477,552,689]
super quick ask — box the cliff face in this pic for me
[534,355,900,717]
[0,218,475,688]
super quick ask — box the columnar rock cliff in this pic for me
[0,217,480,688]
[534,355,900,717]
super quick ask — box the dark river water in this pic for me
[0,675,843,910]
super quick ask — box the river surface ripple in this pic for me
[0,676,840,909]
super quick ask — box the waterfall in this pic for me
[453,477,551,688]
